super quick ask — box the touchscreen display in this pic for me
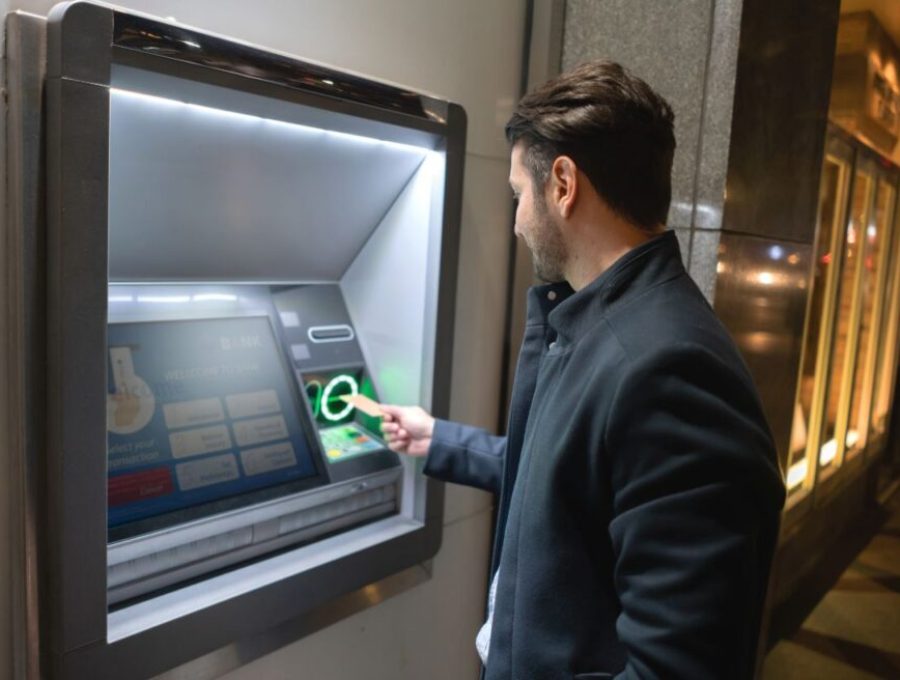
[106,316,321,531]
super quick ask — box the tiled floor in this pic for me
[762,488,900,680]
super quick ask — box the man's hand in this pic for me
[380,405,435,457]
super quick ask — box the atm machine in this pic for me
[5,2,464,677]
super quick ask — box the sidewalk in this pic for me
[761,488,900,679]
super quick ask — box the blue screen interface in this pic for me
[106,316,320,529]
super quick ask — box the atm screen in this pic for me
[106,316,325,539]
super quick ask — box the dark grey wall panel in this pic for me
[714,231,812,465]
[723,0,840,243]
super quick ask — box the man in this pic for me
[381,60,785,679]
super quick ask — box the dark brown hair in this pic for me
[505,60,675,230]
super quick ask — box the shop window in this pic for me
[845,179,896,458]
[786,151,851,502]
[818,166,874,479]
[870,194,900,438]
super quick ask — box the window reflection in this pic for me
[845,181,895,457]
[818,169,872,476]
[787,155,849,500]
[870,196,900,437]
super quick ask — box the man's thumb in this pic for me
[380,404,402,421]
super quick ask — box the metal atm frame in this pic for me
[5,2,465,677]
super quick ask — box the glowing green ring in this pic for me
[306,380,323,418]
[321,374,358,422]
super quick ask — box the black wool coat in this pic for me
[424,230,786,680]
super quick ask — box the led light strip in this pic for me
[111,88,431,156]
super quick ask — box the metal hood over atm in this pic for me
[6,2,465,677]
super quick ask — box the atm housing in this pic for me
[11,2,465,677]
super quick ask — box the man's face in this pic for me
[509,143,567,283]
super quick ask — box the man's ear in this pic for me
[549,155,578,219]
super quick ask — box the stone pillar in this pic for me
[563,0,742,298]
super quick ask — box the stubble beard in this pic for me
[529,193,568,283]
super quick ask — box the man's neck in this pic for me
[564,212,663,291]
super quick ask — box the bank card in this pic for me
[339,393,385,417]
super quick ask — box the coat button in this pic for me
[549,341,557,350]
[547,290,557,301]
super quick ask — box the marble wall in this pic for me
[562,0,744,300]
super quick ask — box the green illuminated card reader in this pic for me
[300,365,398,480]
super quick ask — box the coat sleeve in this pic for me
[605,343,785,680]
[423,419,506,494]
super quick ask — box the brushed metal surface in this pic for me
[5,12,48,680]
[46,70,112,660]
[112,11,446,124]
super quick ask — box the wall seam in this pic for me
[688,0,718,237]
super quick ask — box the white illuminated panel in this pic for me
[111,89,431,155]
[175,454,241,491]
[240,442,298,476]
[225,390,281,420]
[108,86,435,282]
[137,294,191,304]
[163,398,225,430]
[231,415,289,448]
[819,438,838,467]
[786,458,808,490]
[279,311,300,328]
[169,424,233,459]
[192,293,238,302]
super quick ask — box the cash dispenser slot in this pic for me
[107,468,400,605]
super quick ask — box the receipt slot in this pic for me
[7,2,464,677]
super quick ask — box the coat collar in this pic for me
[524,280,573,328]
[524,230,685,345]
